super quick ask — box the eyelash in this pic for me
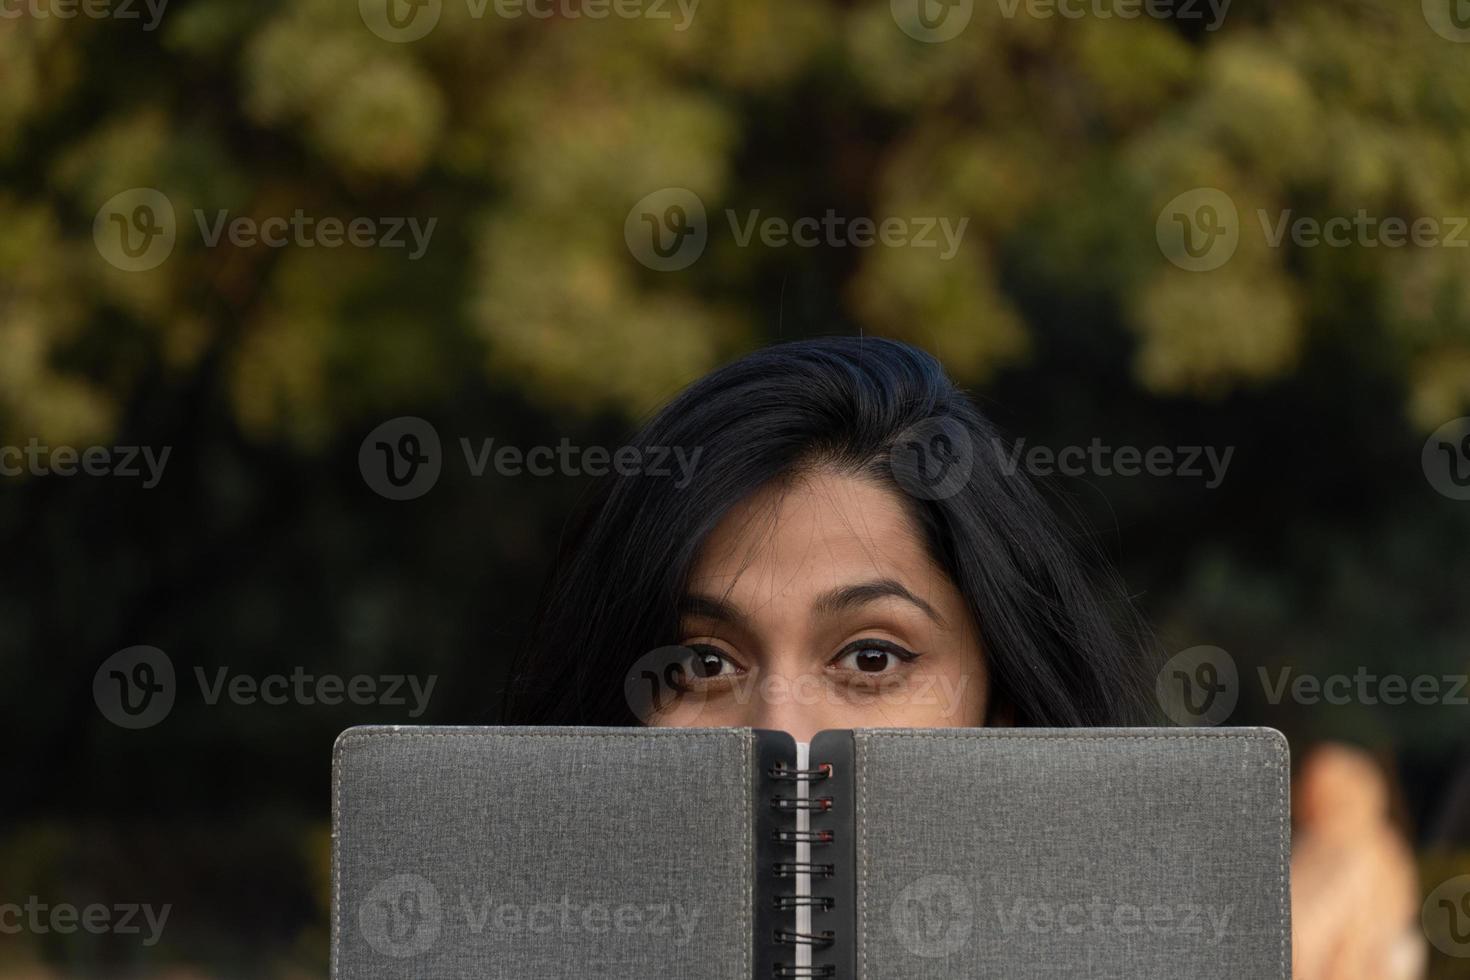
[831,638,922,674]
[677,638,922,683]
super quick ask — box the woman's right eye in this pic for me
[680,644,739,681]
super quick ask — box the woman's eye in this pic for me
[681,644,739,681]
[833,641,916,674]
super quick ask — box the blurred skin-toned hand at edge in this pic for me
[1293,744,1427,980]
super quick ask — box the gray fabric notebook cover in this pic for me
[853,727,1291,979]
[333,726,755,980]
[333,725,1290,979]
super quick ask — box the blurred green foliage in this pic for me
[3,0,1470,441]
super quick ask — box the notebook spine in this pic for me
[770,758,835,979]
[806,731,855,980]
[753,732,793,980]
[753,731,853,980]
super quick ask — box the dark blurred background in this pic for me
[2,0,1470,975]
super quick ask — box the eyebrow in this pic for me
[679,578,945,629]
[813,579,945,627]
[677,592,748,628]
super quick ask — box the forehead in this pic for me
[687,469,940,599]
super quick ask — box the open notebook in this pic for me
[332,726,1291,979]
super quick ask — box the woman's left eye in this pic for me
[832,640,917,674]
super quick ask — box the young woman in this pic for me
[504,337,1425,979]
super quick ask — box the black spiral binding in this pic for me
[771,762,836,979]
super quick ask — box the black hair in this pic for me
[502,337,1157,726]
